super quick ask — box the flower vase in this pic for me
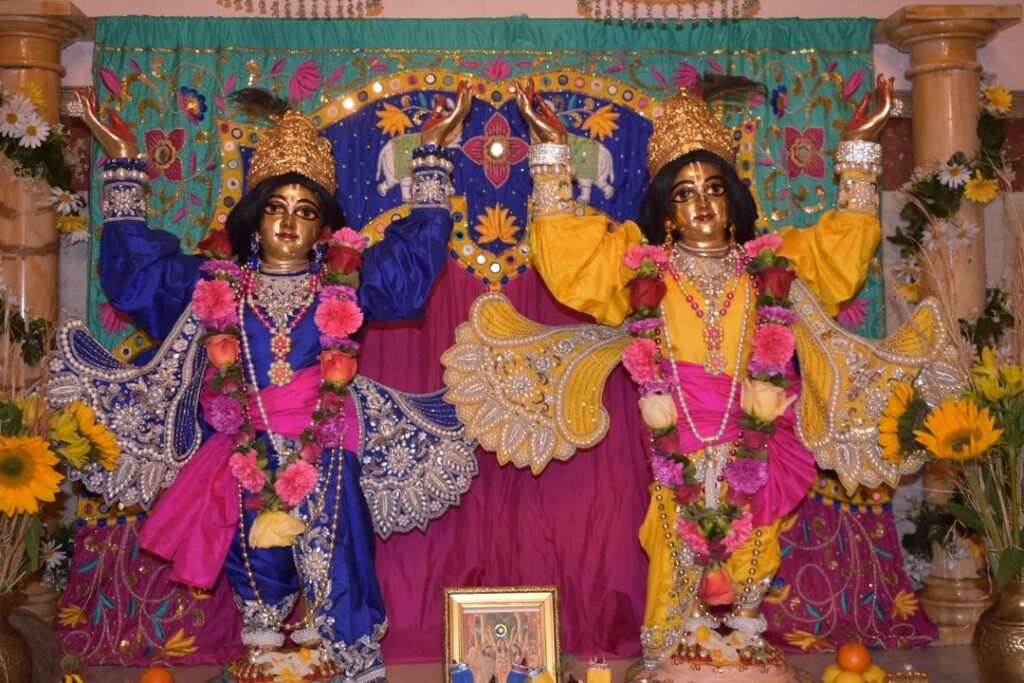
[975,579,1024,683]
[920,540,993,645]
[0,592,31,683]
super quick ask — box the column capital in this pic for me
[0,1,92,75]
[874,4,1021,57]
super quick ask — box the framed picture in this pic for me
[443,586,561,683]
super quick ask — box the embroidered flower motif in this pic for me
[770,86,788,118]
[581,104,620,141]
[144,128,186,181]
[178,86,208,124]
[783,126,825,179]
[374,102,413,137]
[483,58,512,81]
[98,302,132,334]
[288,60,322,104]
[837,297,870,330]
[462,112,529,188]
[475,203,520,245]
[672,61,701,93]
[274,459,318,506]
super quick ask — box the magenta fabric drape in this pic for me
[362,265,652,660]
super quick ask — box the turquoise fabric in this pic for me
[89,15,882,350]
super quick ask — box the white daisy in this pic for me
[938,162,969,188]
[893,255,921,284]
[18,114,50,148]
[0,100,31,138]
[948,220,979,250]
[40,539,67,571]
[49,187,83,216]
[920,219,952,252]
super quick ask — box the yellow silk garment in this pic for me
[529,208,880,634]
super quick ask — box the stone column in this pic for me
[875,4,1021,320]
[0,1,91,389]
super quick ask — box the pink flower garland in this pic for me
[192,229,368,513]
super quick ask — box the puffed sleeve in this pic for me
[777,210,880,317]
[97,160,202,342]
[529,212,643,326]
[357,206,450,323]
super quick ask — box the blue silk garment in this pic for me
[98,203,451,675]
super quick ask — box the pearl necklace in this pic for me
[660,276,751,446]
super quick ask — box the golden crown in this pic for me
[647,89,735,179]
[247,109,337,195]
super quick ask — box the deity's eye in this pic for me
[705,180,727,196]
[669,186,695,204]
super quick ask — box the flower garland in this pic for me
[0,86,87,237]
[889,79,1012,306]
[621,235,799,580]
[191,227,367,544]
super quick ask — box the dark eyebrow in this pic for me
[671,175,726,193]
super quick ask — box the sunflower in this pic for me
[69,401,121,471]
[878,380,929,464]
[0,435,63,515]
[49,409,90,469]
[914,398,1003,462]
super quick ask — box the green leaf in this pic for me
[944,502,986,535]
[995,548,1024,591]
[24,516,42,572]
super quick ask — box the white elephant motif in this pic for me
[376,133,420,202]
[568,134,615,205]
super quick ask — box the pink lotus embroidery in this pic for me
[783,126,825,179]
[144,128,186,181]
[462,112,528,189]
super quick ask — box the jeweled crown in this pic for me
[247,109,338,195]
[647,89,735,179]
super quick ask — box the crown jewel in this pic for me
[247,109,338,195]
[647,89,735,179]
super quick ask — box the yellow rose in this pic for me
[638,393,677,430]
[740,378,797,423]
[248,510,306,548]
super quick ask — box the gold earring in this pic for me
[663,221,674,246]
[728,222,736,246]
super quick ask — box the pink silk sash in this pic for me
[138,366,359,589]
[669,360,815,527]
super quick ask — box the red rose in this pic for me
[654,431,681,455]
[741,430,768,451]
[675,483,702,505]
[629,277,667,311]
[318,349,358,386]
[326,246,363,274]
[756,266,796,301]
[697,567,736,606]
[299,441,323,463]
[205,333,240,368]
[196,229,233,258]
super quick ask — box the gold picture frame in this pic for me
[443,586,561,682]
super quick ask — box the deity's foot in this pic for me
[636,641,802,683]
[223,646,347,683]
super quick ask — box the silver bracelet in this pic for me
[834,140,882,176]
[410,168,453,208]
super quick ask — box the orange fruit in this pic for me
[139,667,174,683]
[834,672,866,683]
[835,642,871,673]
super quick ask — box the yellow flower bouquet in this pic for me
[0,395,120,595]
[880,348,1024,589]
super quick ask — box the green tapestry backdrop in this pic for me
[90,16,881,355]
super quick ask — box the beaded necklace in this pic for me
[244,271,319,386]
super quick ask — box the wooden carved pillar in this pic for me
[875,4,1021,320]
[0,1,91,388]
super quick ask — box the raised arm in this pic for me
[73,92,201,341]
[777,75,894,316]
[358,82,472,322]
[516,79,641,326]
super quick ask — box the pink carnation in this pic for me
[332,227,368,253]
[651,455,685,487]
[751,323,795,368]
[193,279,239,330]
[314,298,364,339]
[724,510,754,553]
[629,318,663,335]
[275,459,318,507]
[623,245,669,270]
[200,259,243,279]
[229,450,266,493]
[757,305,797,325]
[724,458,768,495]
[744,234,784,259]
[312,412,348,448]
[321,284,358,302]
[676,518,711,556]
[206,394,245,433]
[621,338,661,386]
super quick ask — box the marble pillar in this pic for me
[0,1,91,388]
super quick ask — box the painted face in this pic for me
[257,182,323,270]
[665,160,730,251]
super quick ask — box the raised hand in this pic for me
[843,74,895,142]
[514,77,567,145]
[420,80,473,148]
[70,91,138,159]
